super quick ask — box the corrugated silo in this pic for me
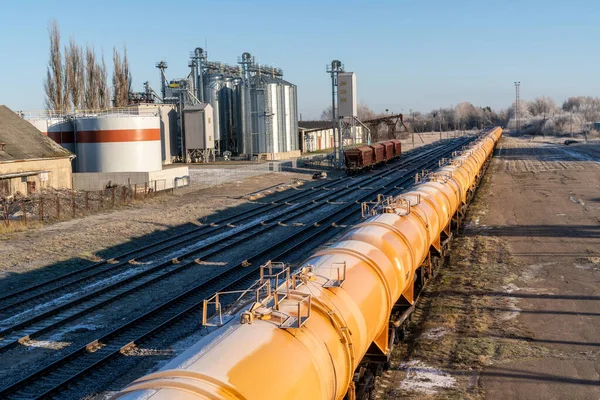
[74,114,161,172]
[219,76,235,152]
[234,79,248,154]
[249,75,299,154]
[204,74,222,146]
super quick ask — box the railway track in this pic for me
[0,141,445,320]
[0,140,457,354]
[0,135,477,400]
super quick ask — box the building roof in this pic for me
[183,103,212,112]
[298,120,333,131]
[0,105,73,162]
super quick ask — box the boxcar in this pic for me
[369,143,385,164]
[390,139,402,157]
[381,141,395,161]
[344,146,375,172]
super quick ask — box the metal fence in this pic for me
[1,162,300,230]
[1,180,170,228]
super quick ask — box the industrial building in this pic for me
[152,49,300,161]
[25,49,300,167]
[0,105,74,198]
[298,120,366,153]
[24,108,188,191]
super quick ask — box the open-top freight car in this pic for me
[343,146,375,173]
[344,139,402,173]
[368,143,385,164]
[381,141,395,161]
[390,139,401,156]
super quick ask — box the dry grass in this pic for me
[0,221,42,236]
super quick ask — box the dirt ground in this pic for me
[383,135,600,399]
[0,170,318,292]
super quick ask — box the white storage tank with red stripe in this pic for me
[26,118,76,154]
[74,114,161,173]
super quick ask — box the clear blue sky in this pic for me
[1,0,598,119]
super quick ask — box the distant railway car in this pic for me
[344,146,374,172]
[369,143,385,164]
[381,141,395,161]
[390,139,402,157]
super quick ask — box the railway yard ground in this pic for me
[385,134,600,399]
[0,134,464,399]
[1,132,597,400]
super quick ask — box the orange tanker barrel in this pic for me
[438,166,469,204]
[351,212,429,291]
[400,191,443,248]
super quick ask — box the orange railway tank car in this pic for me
[112,127,503,400]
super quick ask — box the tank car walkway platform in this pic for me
[385,134,600,400]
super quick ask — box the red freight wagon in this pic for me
[344,146,375,172]
[369,143,385,164]
[381,141,395,161]
[390,139,402,157]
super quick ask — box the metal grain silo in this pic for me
[233,78,248,154]
[248,75,299,155]
[204,74,222,146]
[74,114,161,172]
[219,76,235,152]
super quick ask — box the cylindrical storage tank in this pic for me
[234,79,249,155]
[27,117,75,154]
[48,119,76,154]
[288,83,299,151]
[204,74,223,143]
[219,76,235,152]
[74,115,161,172]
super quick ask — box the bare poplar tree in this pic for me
[44,20,65,112]
[112,46,132,107]
[85,45,99,109]
[98,51,110,109]
[65,38,85,110]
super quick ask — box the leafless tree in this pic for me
[112,46,132,107]
[44,20,65,112]
[320,105,333,121]
[320,103,378,121]
[357,104,377,120]
[84,45,100,109]
[64,38,85,110]
[528,96,556,117]
[562,96,600,122]
[98,51,110,109]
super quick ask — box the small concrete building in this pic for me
[298,121,365,153]
[0,105,74,198]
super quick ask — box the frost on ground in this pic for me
[398,360,456,395]
[420,327,449,340]
[0,266,146,330]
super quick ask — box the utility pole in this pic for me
[514,81,521,134]
[439,108,442,141]
[410,108,414,148]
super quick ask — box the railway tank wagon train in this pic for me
[112,127,503,400]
